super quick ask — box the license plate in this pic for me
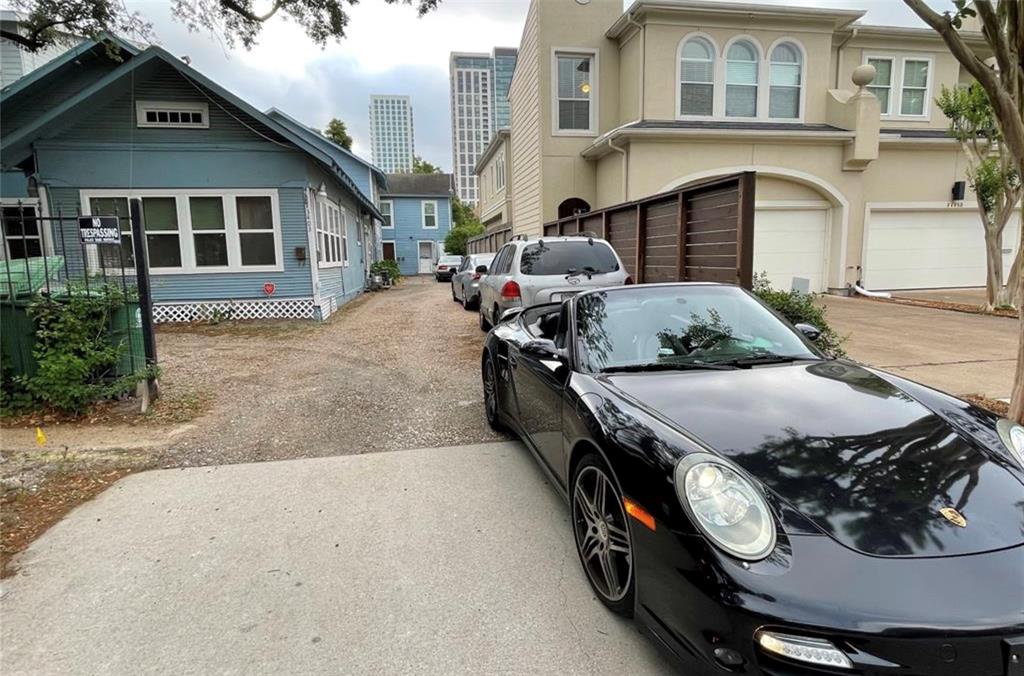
[1006,637,1024,676]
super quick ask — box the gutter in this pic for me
[834,27,858,89]
[607,137,628,201]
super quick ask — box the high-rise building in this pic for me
[449,48,518,206]
[369,94,415,173]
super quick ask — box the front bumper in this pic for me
[633,528,1024,675]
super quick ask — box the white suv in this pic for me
[477,235,632,331]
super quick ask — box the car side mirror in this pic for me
[522,338,563,360]
[795,323,822,341]
[475,265,488,274]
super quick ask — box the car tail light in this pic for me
[500,280,521,300]
[439,265,447,271]
[472,272,482,281]
[624,275,635,285]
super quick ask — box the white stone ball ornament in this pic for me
[852,64,877,89]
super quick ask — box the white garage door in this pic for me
[753,207,829,293]
[864,209,1019,290]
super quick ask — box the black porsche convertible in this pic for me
[480,282,1024,676]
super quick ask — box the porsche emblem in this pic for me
[939,507,967,528]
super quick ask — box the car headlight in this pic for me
[675,453,776,560]
[996,419,1024,466]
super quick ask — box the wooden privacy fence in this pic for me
[466,225,513,255]
[542,172,755,288]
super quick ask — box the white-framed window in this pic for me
[677,35,805,122]
[1,199,47,260]
[341,208,350,267]
[496,158,505,191]
[135,101,210,129]
[316,197,345,267]
[379,199,393,228]
[679,35,716,117]
[900,58,931,116]
[552,49,597,134]
[866,57,893,114]
[422,200,438,229]
[725,39,759,118]
[79,189,282,274]
[864,54,932,119]
[769,42,803,119]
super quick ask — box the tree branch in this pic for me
[0,29,42,50]
[219,0,288,23]
[976,0,1013,83]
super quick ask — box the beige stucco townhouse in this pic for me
[488,0,1017,294]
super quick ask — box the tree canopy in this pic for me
[411,156,442,174]
[443,196,484,256]
[3,0,439,52]
[323,118,353,150]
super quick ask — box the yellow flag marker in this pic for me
[35,426,46,446]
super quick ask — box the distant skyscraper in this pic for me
[449,47,518,205]
[369,94,415,173]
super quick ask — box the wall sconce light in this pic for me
[318,183,328,198]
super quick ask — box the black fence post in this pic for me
[129,198,158,380]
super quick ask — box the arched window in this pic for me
[725,40,759,118]
[558,198,590,219]
[679,36,715,116]
[769,42,803,119]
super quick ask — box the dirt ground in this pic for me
[1,276,502,573]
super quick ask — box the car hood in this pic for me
[602,361,1024,558]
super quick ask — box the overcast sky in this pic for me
[124,0,956,172]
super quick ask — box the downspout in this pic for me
[626,11,645,122]
[608,136,628,202]
[834,27,858,88]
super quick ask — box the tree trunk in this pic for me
[984,223,1004,310]
[1011,171,1024,425]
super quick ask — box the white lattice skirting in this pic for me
[153,298,317,323]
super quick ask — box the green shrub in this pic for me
[752,273,847,358]
[6,285,156,415]
[371,259,401,283]
[443,223,485,256]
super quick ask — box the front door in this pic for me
[382,241,396,261]
[418,241,434,274]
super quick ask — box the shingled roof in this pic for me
[382,173,452,196]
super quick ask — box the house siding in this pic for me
[380,195,452,276]
[46,185,313,301]
[509,0,542,237]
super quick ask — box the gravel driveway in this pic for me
[161,276,503,467]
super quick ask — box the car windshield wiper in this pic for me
[600,361,736,373]
[566,266,598,280]
[709,353,811,368]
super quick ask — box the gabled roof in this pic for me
[1,43,383,221]
[382,173,453,197]
[0,34,140,101]
[266,107,387,188]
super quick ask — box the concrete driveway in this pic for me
[0,443,675,676]
[821,296,1017,399]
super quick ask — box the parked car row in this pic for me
[434,236,1024,676]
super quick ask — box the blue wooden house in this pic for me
[0,38,385,321]
[379,174,453,276]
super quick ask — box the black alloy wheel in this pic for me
[571,455,635,617]
[482,356,504,431]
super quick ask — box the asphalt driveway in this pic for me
[821,296,1017,399]
[1,442,675,676]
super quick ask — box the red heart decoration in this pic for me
[263,282,276,295]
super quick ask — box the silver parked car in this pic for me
[450,252,496,310]
[434,254,464,282]
[476,235,631,331]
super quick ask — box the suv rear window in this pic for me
[519,241,620,276]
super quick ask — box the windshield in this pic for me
[519,241,619,276]
[439,256,462,265]
[575,286,820,372]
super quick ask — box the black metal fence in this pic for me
[0,199,157,382]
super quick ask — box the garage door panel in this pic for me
[865,210,1019,290]
[754,208,828,292]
